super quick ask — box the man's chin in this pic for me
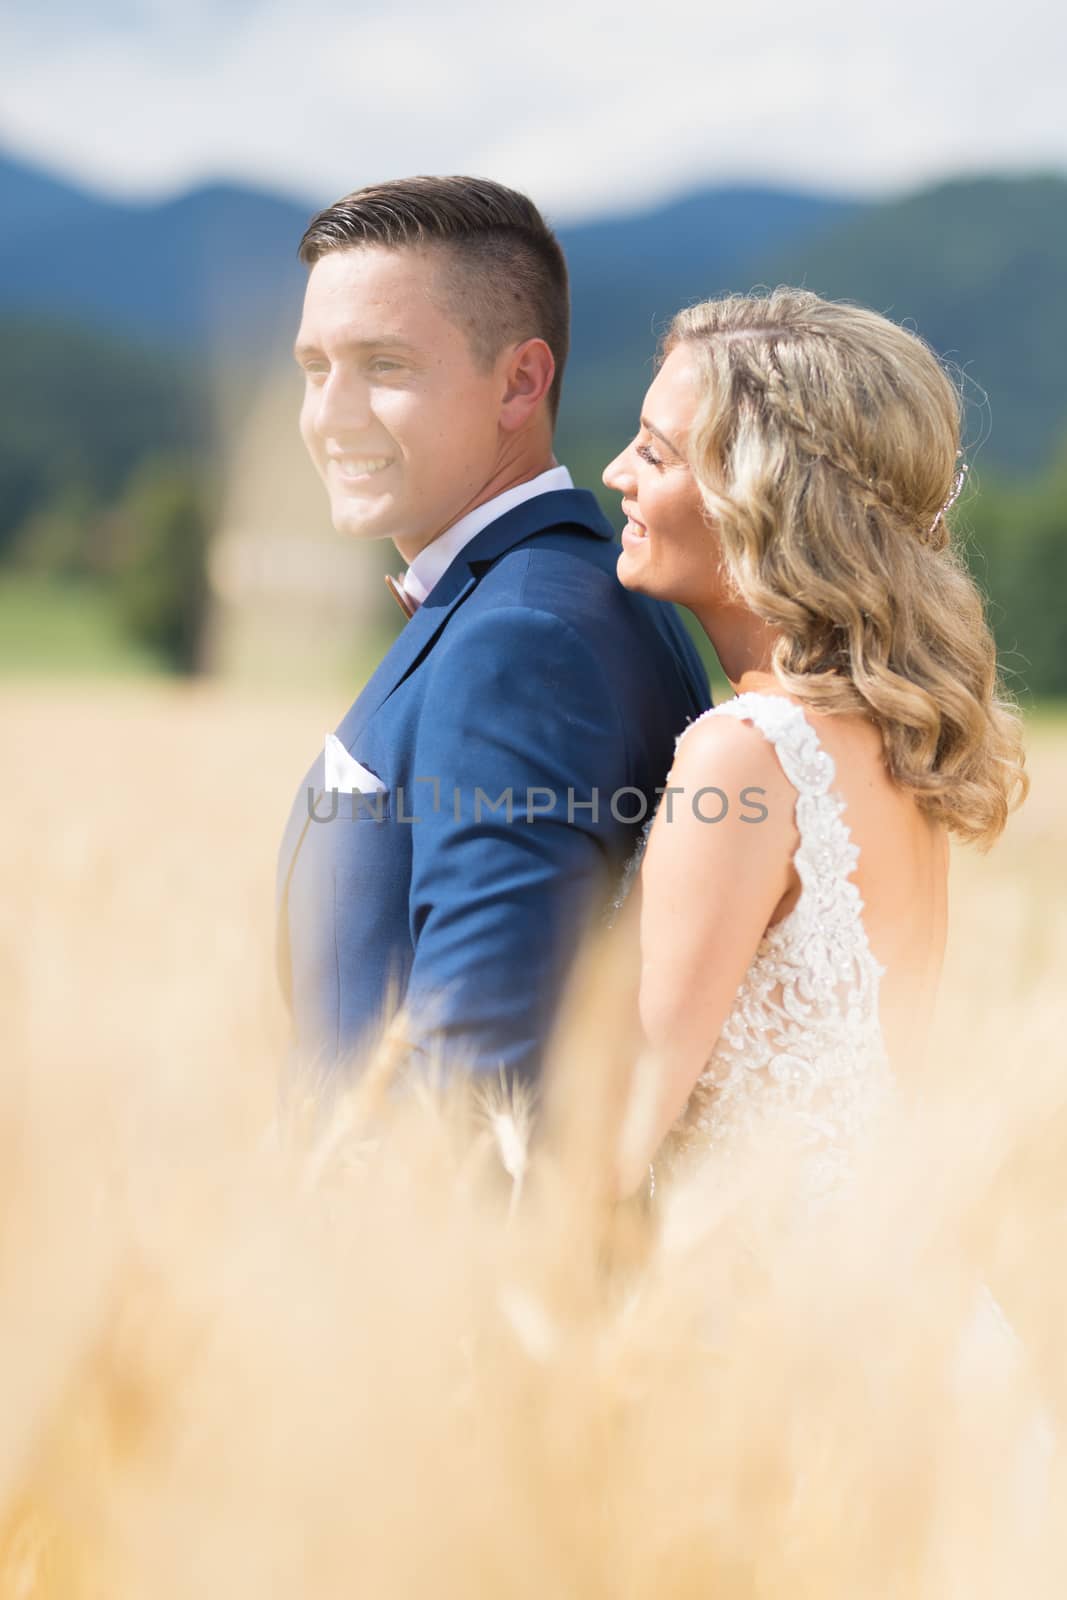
[329,500,394,542]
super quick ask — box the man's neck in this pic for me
[394,450,559,565]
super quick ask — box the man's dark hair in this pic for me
[298,175,570,424]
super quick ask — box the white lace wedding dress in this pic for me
[664,690,893,1207]
[651,690,1055,1521]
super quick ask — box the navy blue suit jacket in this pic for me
[275,488,710,1083]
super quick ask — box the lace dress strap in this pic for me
[675,691,866,924]
[676,692,836,802]
[668,691,891,1210]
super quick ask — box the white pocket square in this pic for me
[323,734,387,794]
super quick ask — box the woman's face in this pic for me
[602,342,723,608]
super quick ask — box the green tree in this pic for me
[0,315,208,562]
[107,457,213,674]
[6,482,111,578]
[964,440,1067,701]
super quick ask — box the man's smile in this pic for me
[329,455,396,484]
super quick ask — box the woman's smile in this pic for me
[621,501,648,545]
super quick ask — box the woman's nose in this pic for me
[602,449,632,491]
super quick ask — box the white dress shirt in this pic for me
[400,464,574,606]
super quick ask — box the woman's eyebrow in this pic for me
[640,415,683,455]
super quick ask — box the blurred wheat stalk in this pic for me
[1,682,1064,1598]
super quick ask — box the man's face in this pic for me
[294,245,505,558]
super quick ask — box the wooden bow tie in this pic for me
[385,573,418,620]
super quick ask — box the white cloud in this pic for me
[0,0,1062,218]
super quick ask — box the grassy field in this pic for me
[1,679,1064,1596]
[0,576,172,678]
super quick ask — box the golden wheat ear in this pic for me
[297,981,420,1188]
[532,891,657,1281]
[467,1066,536,1220]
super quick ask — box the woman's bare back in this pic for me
[755,687,949,1072]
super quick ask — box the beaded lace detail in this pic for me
[669,692,894,1205]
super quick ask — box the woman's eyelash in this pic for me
[636,442,663,468]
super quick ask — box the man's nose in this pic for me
[315,370,373,437]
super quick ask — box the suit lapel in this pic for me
[334,488,613,750]
[332,560,478,751]
[276,488,614,944]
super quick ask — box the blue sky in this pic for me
[2,0,1062,220]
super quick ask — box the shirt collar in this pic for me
[401,464,574,604]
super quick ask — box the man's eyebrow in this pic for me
[292,335,420,361]
[640,415,684,455]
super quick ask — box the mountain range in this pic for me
[1,150,1065,486]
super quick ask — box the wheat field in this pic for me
[1,678,1065,1597]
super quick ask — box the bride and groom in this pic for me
[275,174,1027,1197]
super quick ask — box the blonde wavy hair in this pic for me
[664,287,1028,849]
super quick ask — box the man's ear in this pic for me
[498,338,555,432]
